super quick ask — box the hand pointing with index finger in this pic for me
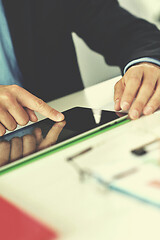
[15,86,64,121]
[0,85,64,136]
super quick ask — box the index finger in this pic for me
[15,87,64,122]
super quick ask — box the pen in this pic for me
[67,147,93,161]
[67,138,113,162]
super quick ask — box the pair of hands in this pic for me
[0,62,159,137]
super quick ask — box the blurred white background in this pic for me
[73,0,160,87]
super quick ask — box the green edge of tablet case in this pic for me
[0,118,130,176]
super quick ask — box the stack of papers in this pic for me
[68,112,160,209]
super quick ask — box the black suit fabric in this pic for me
[2,0,160,101]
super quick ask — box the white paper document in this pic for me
[70,111,160,208]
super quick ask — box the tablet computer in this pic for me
[0,107,128,172]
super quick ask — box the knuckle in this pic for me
[10,103,18,111]
[131,75,141,84]
[10,84,21,93]
[36,98,45,111]
[123,93,134,102]
[148,64,158,71]
[127,65,142,74]
[135,64,145,72]
[145,81,155,90]
[48,107,56,117]
[1,91,13,102]
[151,68,157,75]
[126,68,143,82]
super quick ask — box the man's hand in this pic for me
[0,85,64,136]
[114,63,160,119]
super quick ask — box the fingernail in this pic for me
[130,109,139,119]
[114,99,120,110]
[55,113,65,121]
[143,106,153,115]
[121,101,130,111]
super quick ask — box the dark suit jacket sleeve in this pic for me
[65,0,160,72]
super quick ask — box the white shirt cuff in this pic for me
[124,57,160,74]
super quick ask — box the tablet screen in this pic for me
[0,107,127,169]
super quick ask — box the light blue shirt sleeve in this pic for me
[124,57,160,74]
[0,0,23,86]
